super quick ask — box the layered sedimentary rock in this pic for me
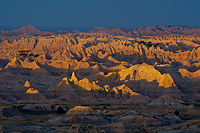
[0,32,199,102]
[89,26,200,36]
[0,24,54,43]
[47,106,107,125]
[0,28,200,132]
[23,88,46,101]
[149,95,186,108]
[24,81,31,87]
[45,78,77,99]
[92,64,185,99]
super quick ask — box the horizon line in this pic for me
[0,24,199,32]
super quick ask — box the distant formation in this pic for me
[0,25,200,132]
[1,24,200,43]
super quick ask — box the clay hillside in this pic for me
[0,25,200,132]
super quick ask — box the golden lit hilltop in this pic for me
[0,25,200,132]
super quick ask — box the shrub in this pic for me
[56,106,65,114]
[174,110,180,116]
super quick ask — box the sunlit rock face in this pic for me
[26,88,39,94]
[46,105,107,125]
[22,88,46,101]
[0,32,200,101]
[1,26,200,132]
[24,81,31,87]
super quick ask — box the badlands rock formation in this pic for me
[2,25,200,43]
[0,25,200,132]
[47,106,107,125]
[24,81,31,87]
[89,26,200,36]
[149,94,185,108]
[23,88,46,101]
[0,27,199,102]
[0,24,54,43]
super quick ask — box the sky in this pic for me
[0,0,200,31]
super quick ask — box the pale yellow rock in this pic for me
[24,81,31,87]
[118,64,176,88]
[5,57,22,68]
[23,88,46,101]
[93,71,119,82]
[57,78,69,86]
[48,61,69,69]
[179,69,200,81]
[26,88,39,94]
[117,84,133,94]
[66,106,94,115]
[69,72,78,82]
[20,61,40,70]
[75,78,104,91]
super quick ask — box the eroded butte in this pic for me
[0,25,200,132]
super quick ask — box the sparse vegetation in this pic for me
[56,106,66,114]
[174,110,180,116]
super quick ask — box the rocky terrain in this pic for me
[1,24,200,43]
[0,25,200,132]
[89,25,200,37]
